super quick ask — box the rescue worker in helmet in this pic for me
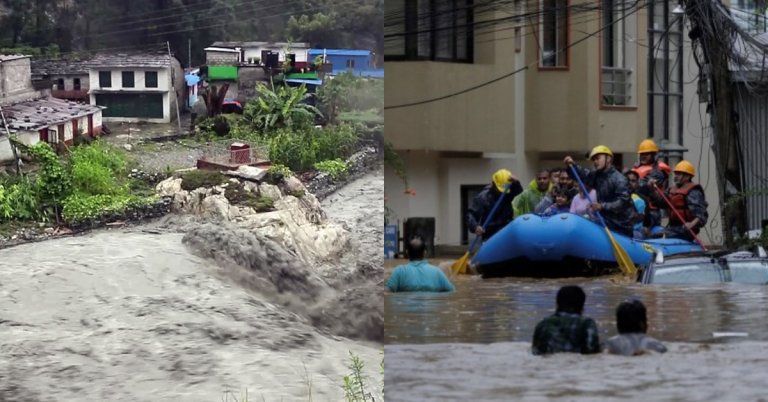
[650,160,708,241]
[564,145,634,237]
[466,169,524,241]
[632,139,672,234]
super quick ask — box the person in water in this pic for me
[605,299,667,356]
[532,285,601,355]
[386,237,455,292]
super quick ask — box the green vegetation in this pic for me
[1,139,158,227]
[265,164,293,185]
[242,82,321,134]
[224,184,274,212]
[314,159,349,181]
[268,125,357,171]
[179,170,228,191]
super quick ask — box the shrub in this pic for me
[0,178,39,221]
[61,193,155,222]
[180,170,228,191]
[224,184,274,212]
[265,163,292,184]
[315,159,348,181]
[267,124,358,172]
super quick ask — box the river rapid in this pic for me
[0,169,384,401]
[385,270,768,401]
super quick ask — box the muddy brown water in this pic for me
[0,170,383,401]
[384,266,768,401]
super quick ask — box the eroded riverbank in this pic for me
[0,169,384,401]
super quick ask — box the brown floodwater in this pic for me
[384,267,768,401]
[385,273,768,344]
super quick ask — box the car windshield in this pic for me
[651,261,725,284]
[729,261,768,284]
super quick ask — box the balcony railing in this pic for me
[602,67,633,106]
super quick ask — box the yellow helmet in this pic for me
[588,145,613,159]
[638,139,659,154]
[492,169,512,192]
[674,160,696,177]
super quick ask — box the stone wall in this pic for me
[305,146,382,201]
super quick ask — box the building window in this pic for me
[122,71,134,88]
[145,71,158,88]
[55,78,65,90]
[648,1,684,143]
[99,71,111,88]
[73,78,81,91]
[540,0,568,67]
[384,0,474,63]
[601,0,637,106]
[732,0,768,33]
[346,59,355,69]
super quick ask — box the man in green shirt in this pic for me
[513,169,552,217]
[532,285,601,355]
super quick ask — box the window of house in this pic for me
[648,1,684,142]
[122,71,135,88]
[732,0,768,33]
[145,71,158,88]
[346,59,355,69]
[540,0,568,67]
[601,0,637,106]
[99,71,111,88]
[384,0,474,63]
[55,78,65,90]
[73,78,81,91]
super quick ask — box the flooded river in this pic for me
[385,271,768,401]
[0,170,384,401]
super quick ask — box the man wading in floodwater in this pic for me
[387,237,455,292]
[532,285,601,355]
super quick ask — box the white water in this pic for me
[0,170,384,401]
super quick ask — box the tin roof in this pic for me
[0,54,30,62]
[211,41,310,49]
[89,52,173,69]
[308,49,371,57]
[1,97,103,132]
[31,59,91,76]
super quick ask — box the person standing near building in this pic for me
[466,169,524,241]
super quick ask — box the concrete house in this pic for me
[308,49,383,78]
[31,59,91,102]
[207,41,311,66]
[384,0,721,248]
[88,52,185,123]
[1,55,102,164]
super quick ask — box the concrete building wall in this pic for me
[206,51,239,65]
[0,58,32,97]
[243,47,309,63]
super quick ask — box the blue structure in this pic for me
[472,213,703,278]
[308,48,384,78]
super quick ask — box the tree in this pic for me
[285,12,340,48]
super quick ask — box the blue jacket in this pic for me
[386,260,455,292]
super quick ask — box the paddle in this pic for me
[451,183,511,275]
[568,164,637,276]
[651,183,707,250]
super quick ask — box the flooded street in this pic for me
[385,272,768,400]
[0,170,384,401]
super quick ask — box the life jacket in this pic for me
[633,160,671,210]
[668,182,703,232]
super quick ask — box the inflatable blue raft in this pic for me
[472,213,703,278]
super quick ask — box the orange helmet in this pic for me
[637,139,659,154]
[673,160,696,177]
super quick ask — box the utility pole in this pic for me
[188,38,192,68]
[684,0,746,248]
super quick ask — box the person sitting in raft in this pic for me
[605,299,667,356]
[626,170,648,239]
[541,187,572,216]
[386,237,455,293]
[570,184,597,219]
[532,285,601,355]
[649,160,709,242]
